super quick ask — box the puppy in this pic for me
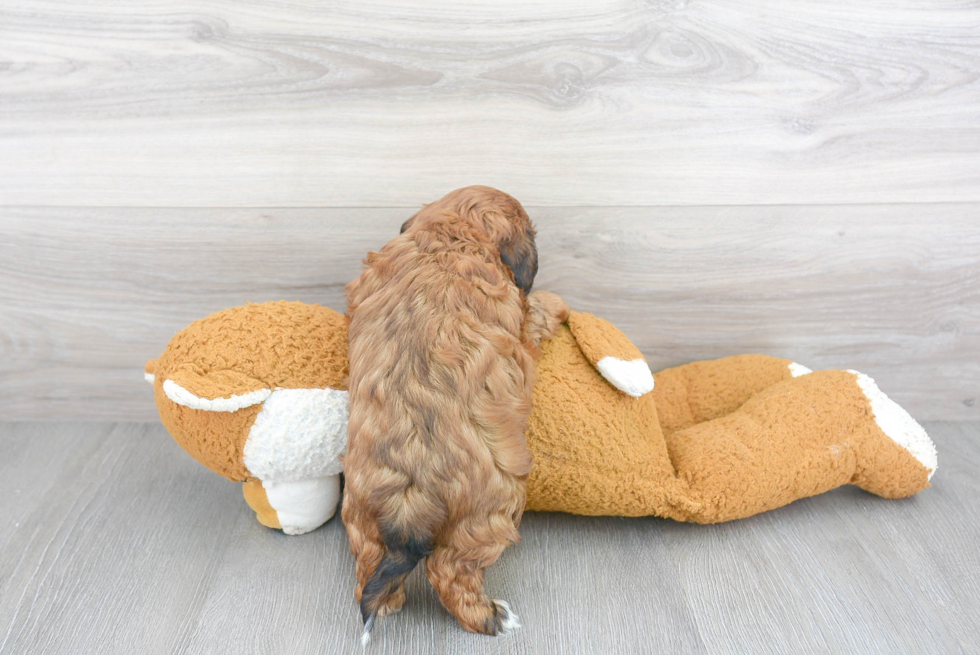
[343,186,567,641]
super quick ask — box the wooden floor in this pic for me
[1,421,976,654]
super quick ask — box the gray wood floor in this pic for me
[1,421,976,654]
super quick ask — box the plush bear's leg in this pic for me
[241,475,340,535]
[653,355,805,436]
[662,370,936,523]
[846,370,937,497]
[242,479,281,529]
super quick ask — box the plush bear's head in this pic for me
[146,301,351,534]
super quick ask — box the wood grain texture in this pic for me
[0,423,245,654]
[1,203,977,421]
[0,421,976,653]
[1,0,979,206]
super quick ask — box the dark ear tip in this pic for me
[500,231,538,295]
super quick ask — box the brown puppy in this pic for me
[343,186,567,641]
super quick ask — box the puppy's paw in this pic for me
[376,586,407,617]
[492,599,521,635]
[526,290,569,347]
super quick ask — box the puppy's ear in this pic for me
[498,229,538,295]
[401,204,432,234]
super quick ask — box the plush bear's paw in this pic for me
[849,370,938,479]
[788,362,812,377]
[261,475,341,535]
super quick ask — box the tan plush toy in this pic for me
[145,302,349,534]
[525,309,936,521]
[147,299,937,533]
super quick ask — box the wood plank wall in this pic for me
[1,1,978,420]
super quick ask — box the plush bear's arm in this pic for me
[566,312,654,397]
[526,290,570,348]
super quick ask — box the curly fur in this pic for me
[342,186,566,636]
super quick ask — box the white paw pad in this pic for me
[849,370,938,479]
[788,362,812,377]
[493,600,521,635]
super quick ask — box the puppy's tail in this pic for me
[360,528,432,647]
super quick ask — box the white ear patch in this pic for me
[596,357,655,397]
[788,362,812,377]
[163,379,271,412]
[849,370,938,479]
[144,372,155,384]
[243,387,350,482]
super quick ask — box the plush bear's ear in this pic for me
[566,312,654,398]
[163,364,272,412]
[144,359,158,384]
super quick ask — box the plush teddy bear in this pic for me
[145,301,349,534]
[146,299,936,534]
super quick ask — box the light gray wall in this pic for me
[1,1,977,420]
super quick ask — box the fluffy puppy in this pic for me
[343,186,567,641]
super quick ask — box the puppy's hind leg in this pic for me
[341,508,384,604]
[425,542,520,636]
[349,518,431,645]
[342,504,408,619]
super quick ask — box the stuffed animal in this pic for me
[145,302,349,534]
[146,299,937,533]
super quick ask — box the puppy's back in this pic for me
[345,226,534,517]
[343,187,538,638]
